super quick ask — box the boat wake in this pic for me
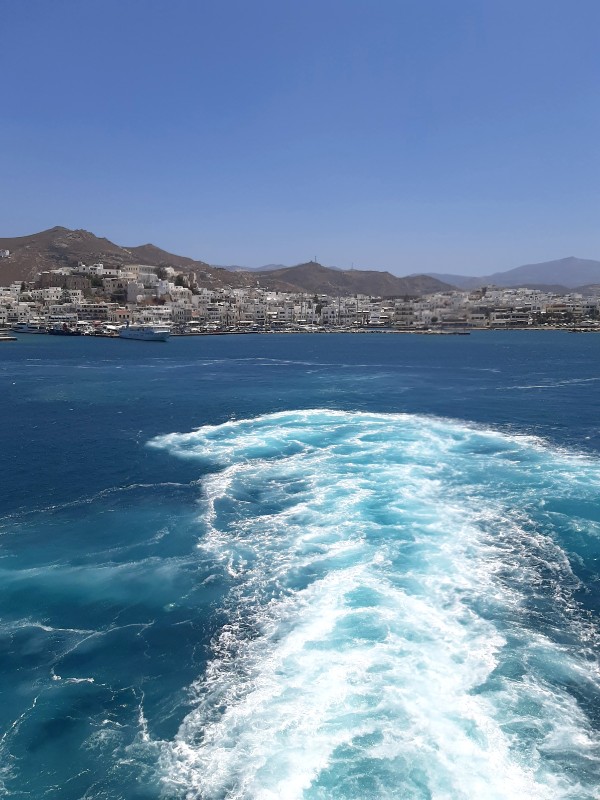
[149,410,600,799]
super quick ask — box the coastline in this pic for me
[9,325,600,341]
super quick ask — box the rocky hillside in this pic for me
[0,227,452,296]
[255,262,452,296]
[0,227,132,284]
[0,227,255,289]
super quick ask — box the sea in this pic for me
[1,330,600,800]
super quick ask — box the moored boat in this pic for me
[11,321,47,334]
[119,323,170,342]
[47,322,82,336]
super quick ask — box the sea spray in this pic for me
[149,411,600,799]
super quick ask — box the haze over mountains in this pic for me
[223,256,600,293]
[2,227,600,296]
[423,257,600,291]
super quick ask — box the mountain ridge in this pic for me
[0,227,260,290]
[422,257,600,290]
[4,227,597,296]
[253,262,449,296]
[0,228,452,296]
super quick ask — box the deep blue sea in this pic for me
[2,331,600,799]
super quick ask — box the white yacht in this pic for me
[12,321,47,334]
[119,323,170,342]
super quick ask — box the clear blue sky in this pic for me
[2,0,599,275]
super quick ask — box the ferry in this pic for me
[119,323,170,342]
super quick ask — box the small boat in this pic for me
[48,322,82,336]
[119,323,170,342]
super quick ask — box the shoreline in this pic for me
[8,325,600,341]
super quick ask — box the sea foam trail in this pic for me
[149,411,600,799]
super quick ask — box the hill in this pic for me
[0,227,131,284]
[0,227,452,296]
[124,243,204,271]
[418,273,483,290]
[0,227,257,290]
[4,228,599,298]
[423,257,600,291]
[255,262,452,296]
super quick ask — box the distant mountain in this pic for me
[255,262,452,296]
[215,263,347,273]
[574,283,600,295]
[214,263,288,273]
[422,257,600,291]
[124,243,206,271]
[417,273,482,290]
[486,257,600,289]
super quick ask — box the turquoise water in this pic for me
[1,332,600,798]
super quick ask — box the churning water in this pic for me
[1,332,600,798]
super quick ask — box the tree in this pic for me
[155,266,168,280]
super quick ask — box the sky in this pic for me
[2,0,599,276]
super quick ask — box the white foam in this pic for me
[150,411,600,798]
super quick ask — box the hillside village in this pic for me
[2,255,600,334]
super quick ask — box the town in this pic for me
[2,256,600,335]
